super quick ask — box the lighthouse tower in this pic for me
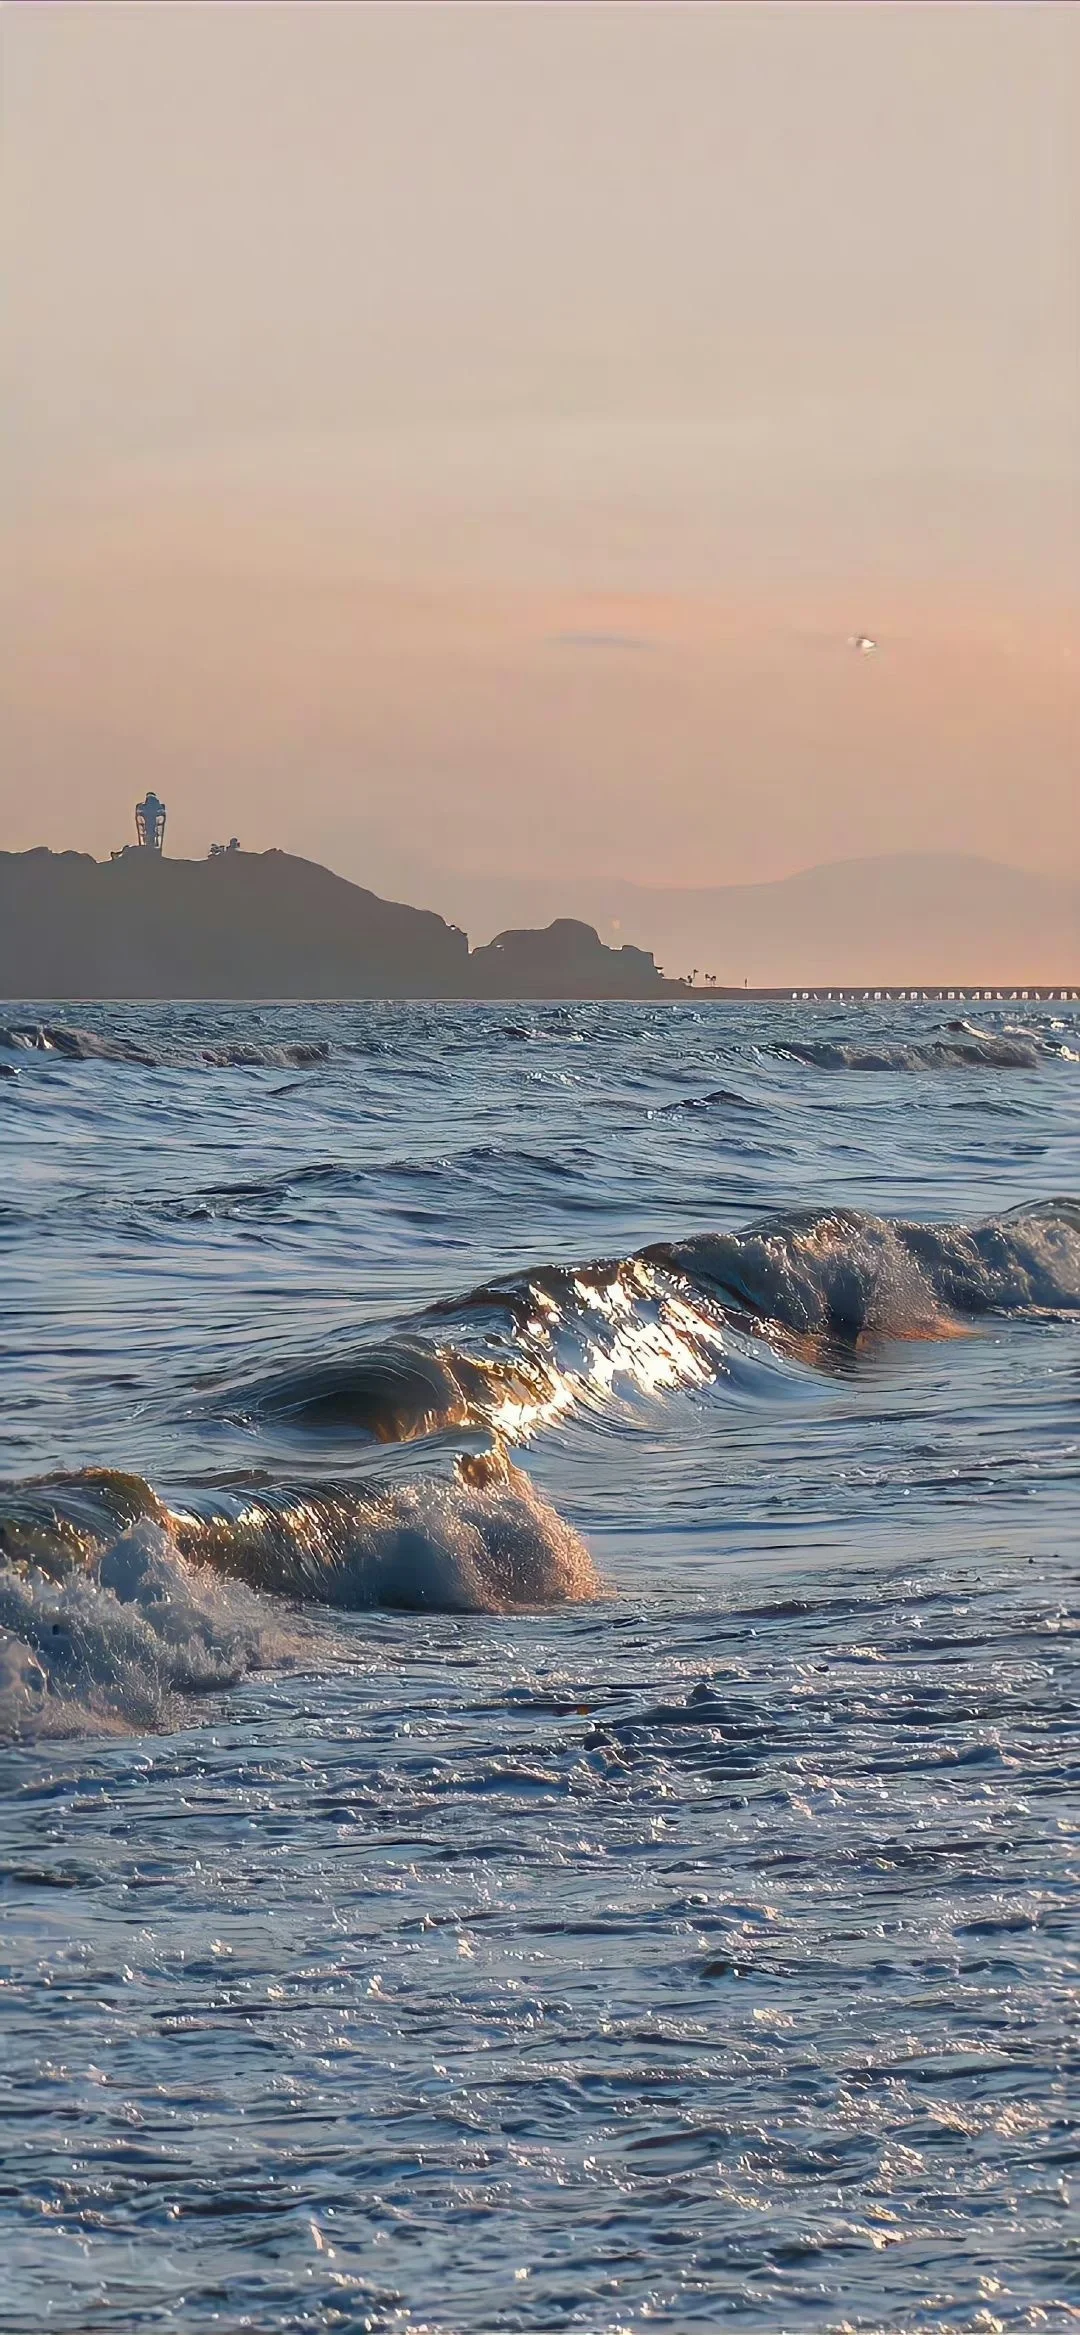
[134,793,166,853]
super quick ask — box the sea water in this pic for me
[0,998,1076,2333]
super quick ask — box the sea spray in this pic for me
[0,1458,601,1737]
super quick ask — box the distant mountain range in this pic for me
[0,847,1073,999]
[613,854,1079,987]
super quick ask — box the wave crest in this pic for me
[175,1455,598,1611]
[0,1456,601,1736]
[0,1023,330,1069]
[656,1199,1080,1341]
[208,1200,1080,1454]
[772,1021,1070,1072]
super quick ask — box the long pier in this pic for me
[682,985,1079,1003]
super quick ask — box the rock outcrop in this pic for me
[468,918,667,998]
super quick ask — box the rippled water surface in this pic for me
[1,998,1077,2333]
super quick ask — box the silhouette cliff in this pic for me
[0,849,468,999]
[0,852,670,1000]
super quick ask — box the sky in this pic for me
[3,0,1077,938]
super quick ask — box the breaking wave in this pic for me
[0,1457,600,1737]
[655,1198,1080,1339]
[2,1198,1075,1738]
[210,1198,1080,1451]
[772,1020,1075,1071]
[0,1520,305,1739]
[0,1023,330,1069]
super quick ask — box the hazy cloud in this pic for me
[550,631,656,652]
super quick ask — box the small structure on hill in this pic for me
[111,794,167,859]
[135,793,167,852]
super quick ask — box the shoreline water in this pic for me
[1,994,1076,2331]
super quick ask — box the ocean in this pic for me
[0,997,1077,2334]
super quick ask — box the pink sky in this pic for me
[3,2,1077,933]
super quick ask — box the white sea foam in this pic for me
[665,1200,1080,1340]
[0,1521,303,1740]
[0,1467,600,1738]
[343,1460,600,1610]
[173,1457,601,1613]
[772,1021,1074,1072]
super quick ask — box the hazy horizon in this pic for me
[6,834,1074,985]
[3,1,1077,916]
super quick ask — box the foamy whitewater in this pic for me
[1,997,1076,2332]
